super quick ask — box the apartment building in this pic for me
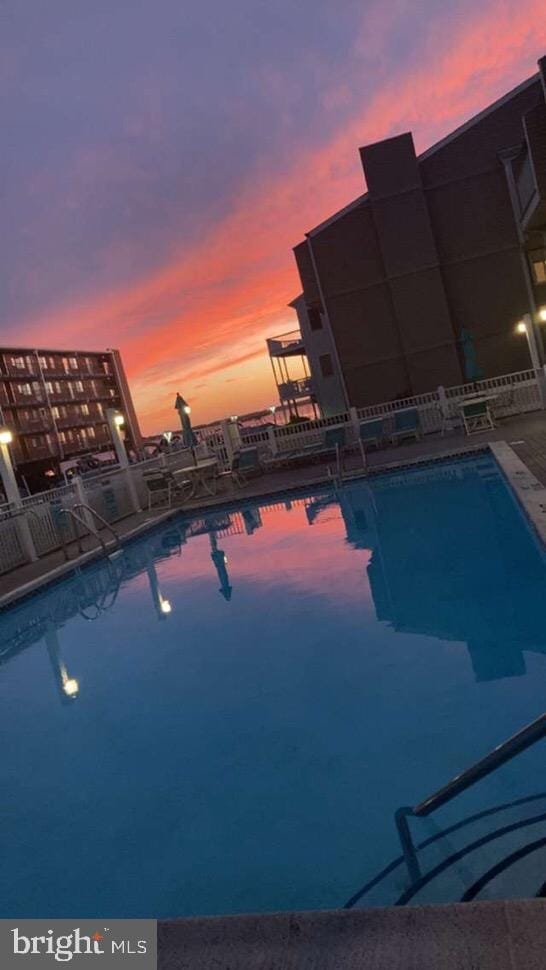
[0,347,142,489]
[290,56,546,414]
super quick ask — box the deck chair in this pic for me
[143,472,174,510]
[231,447,263,487]
[391,408,421,445]
[461,400,495,436]
[358,418,384,466]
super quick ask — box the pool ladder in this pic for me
[60,504,122,561]
[396,711,546,882]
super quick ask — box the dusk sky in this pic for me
[2,1,546,434]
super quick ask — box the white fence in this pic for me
[0,368,543,578]
[225,368,543,462]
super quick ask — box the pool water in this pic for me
[2,454,546,917]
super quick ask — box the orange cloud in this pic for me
[12,1,546,433]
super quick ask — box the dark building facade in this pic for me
[0,346,142,489]
[293,57,546,413]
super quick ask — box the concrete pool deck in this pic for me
[158,899,546,969]
[2,409,546,610]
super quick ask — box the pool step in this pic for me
[347,794,546,909]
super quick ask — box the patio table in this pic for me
[172,458,218,500]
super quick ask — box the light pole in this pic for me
[106,409,141,512]
[0,428,37,562]
[516,314,541,371]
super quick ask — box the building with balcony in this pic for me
[292,56,546,412]
[0,347,142,490]
[266,328,316,418]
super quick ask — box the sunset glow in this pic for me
[3,1,546,433]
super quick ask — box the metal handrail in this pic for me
[59,505,120,558]
[394,711,546,884]
[71,504,121,551]
[413,712,546,818]
[60,509,109,557]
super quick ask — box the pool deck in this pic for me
[158,899,546,969]
[2,409,546,610]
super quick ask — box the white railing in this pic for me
[0,368,543,578]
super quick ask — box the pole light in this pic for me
[515,314,541,371]
[0,428,13,445]
[539,307,546,323]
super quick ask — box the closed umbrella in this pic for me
[174,393,197,448]
[460,327,483,382]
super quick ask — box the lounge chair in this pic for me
[360,418,384,448]
[391,408,420,445]
[231,447,263,486]
[270,425,349,469]
[461,400,495,436]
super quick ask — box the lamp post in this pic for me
[516,314,541,371]
[106,409,141,512]
[0,428,38,562]
[0,428,19,505]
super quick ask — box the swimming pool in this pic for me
[2,453,546,917]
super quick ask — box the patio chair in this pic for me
[143,472,174,510]
[143,470,192,510]
[231,447,263,487]
[391,408,421,445]
[357,418,384,467]
[461,400,495,436]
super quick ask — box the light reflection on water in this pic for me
[1,454,546,917]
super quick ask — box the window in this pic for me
[69,357,78,369]
[12,356,26,369]
[87,426,96,438]
[19,383,32,396]
[45,382,53,394]
[75,381,84,392]
[80,403,89,415]
[52,406,60,419]
[308,306,323,331]
[319,353,334,378]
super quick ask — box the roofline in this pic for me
[304,69,541,239]
[418,70,540,162]
[0,346,116,356]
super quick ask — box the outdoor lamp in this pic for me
[269,405,276,413]
[160,597,172,614]
[230,415,238,422]
[183,405,191,415]
[113,413,125,427]
[0,428,13,445]
[516,321,527,334]
[539,307,546,323]
[62,677,79,698]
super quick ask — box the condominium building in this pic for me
[288,56,546,415]
[0,347,142,489]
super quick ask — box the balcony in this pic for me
[267,330,306,358]
[17,419,53,435]
[278,377,314,401]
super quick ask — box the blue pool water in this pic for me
[2,454,546,917]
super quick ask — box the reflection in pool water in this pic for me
[1,454,546,916]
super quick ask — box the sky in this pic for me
[1,1,546,434]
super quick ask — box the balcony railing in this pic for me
[278,377,313,400]
[267,330,306,358]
